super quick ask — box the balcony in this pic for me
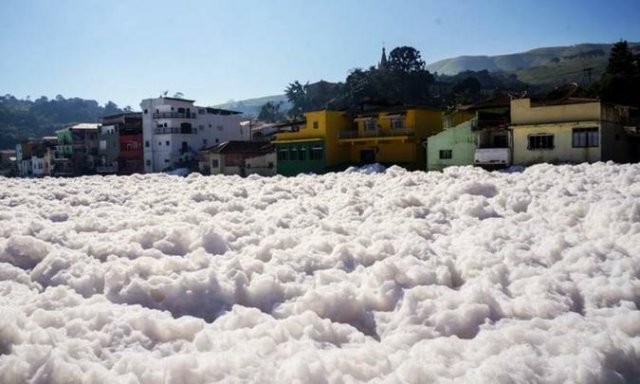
[338,127,415,140]
[154,127,196,135]
[474,147,511,166]
[152,112,196,119]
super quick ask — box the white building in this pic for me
[31,156,45,177]
[140,96,248,173]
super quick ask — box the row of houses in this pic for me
[427,96,639,171]
[267,95,640,175]
[9,92,640,178]
[13,96,251,177]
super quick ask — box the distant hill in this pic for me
[427,43,640,86]
[0,95,126,149]
[215,95,291,118]
[216,43,639,113]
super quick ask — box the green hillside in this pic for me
[426,43,640,83]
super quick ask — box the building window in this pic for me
[290,148,297,160]
[364,119,376,131]
[313,121,319,129]
[166,141,170,146]
[310,146,324,160]
[203,139,208,147]
[528,134,554,150]
[572,128,599,148]
[439,150,452,159]
[392,119,404,129]
[278,149,288,161]
[211,159,219,168]
[146,160,151,166]
[158,141,162,146]
[299,147,307,161]
[165,159,169,163]
[144,109,148,114]
[145,141,150,148]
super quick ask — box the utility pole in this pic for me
[582,67,594,85]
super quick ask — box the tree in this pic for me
[607,40,635,76]
[345,68,380,104]
[103,101,120,116]
[452,77,482,104]
[257,101,284,123]
[173,92,184,99]
[285,81,309,118]
[600,40,640,106]
[388,46,426,73]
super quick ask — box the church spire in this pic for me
[379,44,388,70]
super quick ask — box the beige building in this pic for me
[200,141,275,177]
[510,98,637,165]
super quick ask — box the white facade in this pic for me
[31,156,45,177]
[140,97,248,173]
[18,159,31,177]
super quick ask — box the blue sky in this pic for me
[1,0,639,109]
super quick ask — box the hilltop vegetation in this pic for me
[427,42,640,91]
[426,43,638,77]
[0,95,129,149]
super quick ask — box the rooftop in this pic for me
[70,123,100,130]
[203,107,242,115]
[203,140,274,154]
[101,112,143,120]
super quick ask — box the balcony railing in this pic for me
[471,118,510,131]
[474,147,511,165]
[154,127,196,135]
[338,127,415,139]
[152,112,197,119]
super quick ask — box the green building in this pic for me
[276,139,326,176]
[426,120,476,171]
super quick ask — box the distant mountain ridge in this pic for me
[215,94,291,118]
[426,42,640,75]
[219,42,639,115]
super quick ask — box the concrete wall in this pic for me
[512,122,601,165]
[511,99,601,125]
[427,120,476,171]
[245,152,276,176]
[346,141,418,166]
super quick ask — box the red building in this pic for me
[100,113,143,175]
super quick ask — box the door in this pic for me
[360,149,376,164]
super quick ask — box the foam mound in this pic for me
[0,162,639,383]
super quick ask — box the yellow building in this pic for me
[338,107,443,170]
[510,98,636,165]
[273,110,352,176]
[273,107,445,175]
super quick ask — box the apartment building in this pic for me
[140,96,247,173]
